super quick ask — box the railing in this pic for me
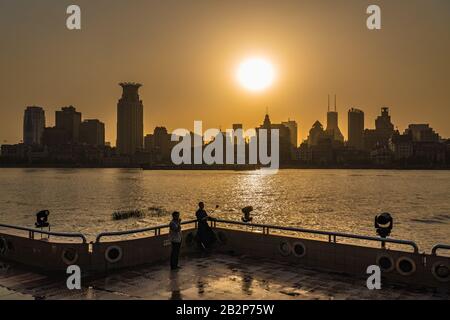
[211,219,420,253]
[0,223,87,243]
[432,244,450,256]
[95,219,198,243]
[0,219,434,254]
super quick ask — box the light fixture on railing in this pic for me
[375,212,393,248]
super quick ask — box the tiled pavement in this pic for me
[0,254,448,300]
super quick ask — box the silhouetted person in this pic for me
[195,202,217,250]
[169,211,182,270]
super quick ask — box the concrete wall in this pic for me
[91,230,198,273]
[0,230,197,273]
[0,234,89,272]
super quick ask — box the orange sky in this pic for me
[1,0,449,145]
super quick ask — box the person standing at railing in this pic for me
[195,202,217,250]
[169,211,182,271]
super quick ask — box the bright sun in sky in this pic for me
[236,57,276,92]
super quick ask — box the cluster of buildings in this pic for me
[1,85,449,168]
[299,97,449,167]
[1,104,108,165]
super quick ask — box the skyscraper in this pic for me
[23,106,45,145]
[55,106,82,143]
[80,119,105,146]
[325,95,344,143]
[116,83,144,155]
[348,108,365,150]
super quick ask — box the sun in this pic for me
[236,57,276,92]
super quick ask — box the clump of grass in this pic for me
[112,210,144,221]
[148,206,169,216]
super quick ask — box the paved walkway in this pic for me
[0,254,447,300]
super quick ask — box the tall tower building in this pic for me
[116,83,144,155]
[23,106,45,145]
[325,95,344,142]
[55,106,82,143]
[348,108,365,150]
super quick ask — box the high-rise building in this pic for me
[325,95,344,143]
[348,108,365,150]
[281,119,298,148]
[80,119,105,146]
[116,83,144,155]
[375,107,394,137]
[23,106,45,145]
[55,106,82,143]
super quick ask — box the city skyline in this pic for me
[1,0,450,145]
[7,89,448,148]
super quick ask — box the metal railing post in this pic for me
[432,244,450,256]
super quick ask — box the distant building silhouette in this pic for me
[390,124,444,164]
[281,119,298,148]
[348,108,365,150]
[80,119,105,146]
[55,106,81,144]
[390,131,414,160]
[325,95,344,143]
[256,113,292,163]
[117,83,144,156]
[23,106,45,145]
[307,121,325,146]
[42,127,70,147]
[144,127,172,163]
[364,107,395,151]
[404,124,440,142]
[376,107,395,137]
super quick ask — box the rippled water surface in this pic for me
[0,168,449,251]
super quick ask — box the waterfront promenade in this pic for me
[0,253,447,300]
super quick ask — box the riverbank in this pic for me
[1,163,450,170]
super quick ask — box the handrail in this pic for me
[0,223,87,243]
[0,218,423,253]
[431,244,450,256]
[212,219,420,253]
[95,219,198,243]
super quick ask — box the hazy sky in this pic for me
[1,0,449,145]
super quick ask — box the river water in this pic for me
[0,168,448,251]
